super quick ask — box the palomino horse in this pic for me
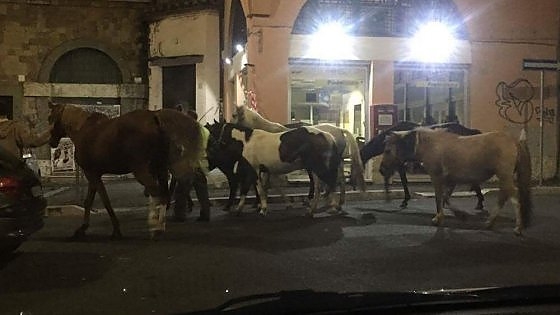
[361,121,485,209]
[380,128,532,235]
[231,104,366,205]
[48,102,203,239]
[206,121,341,216]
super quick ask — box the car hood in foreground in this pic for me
[184,284,560,314]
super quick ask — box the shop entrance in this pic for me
[289,61,369,137]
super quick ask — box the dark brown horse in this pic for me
[381,128,532,235]
[48,102,203,239]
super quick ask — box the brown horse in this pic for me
[381,128,532,235]
[48,102,203,239]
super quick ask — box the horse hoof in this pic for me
[431,216,442,225]
[259,209,267,216]
[513,227,522,236]
[484,219,495,230]
[399,203,408,209]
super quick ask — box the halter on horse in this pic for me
[48,102,203,239]
[381,128,532,235]
[361,121,485,209]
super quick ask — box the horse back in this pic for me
[74,110,167,173]
[418,131,518,182]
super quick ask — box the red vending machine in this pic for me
[369,104,398,138]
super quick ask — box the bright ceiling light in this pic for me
[235,44,244,53]
[409,21,457,63]
[307,21,354,60]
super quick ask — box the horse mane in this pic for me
[58,104,98,135]
[235,105,289,132]
[228,122,254,142]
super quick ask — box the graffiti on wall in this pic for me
[495,79,535,124]
[495,78,556,124]
[536,105,556,124]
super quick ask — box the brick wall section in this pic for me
[0,0,150,84]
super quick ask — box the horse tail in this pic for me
[341,129,366,192]
[516,128,533,228]
[155,109,203,179]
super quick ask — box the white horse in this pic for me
[231,104,366,206]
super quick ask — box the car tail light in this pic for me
[0,176,22,199]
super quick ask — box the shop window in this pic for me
[394,65,467,125]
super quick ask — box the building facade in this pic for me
[223,0,560,182]
[1,0,558,182]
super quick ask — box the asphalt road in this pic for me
[2,189,560,315]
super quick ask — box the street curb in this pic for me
[42,186,559,216]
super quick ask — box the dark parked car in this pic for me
[0,146,45,255]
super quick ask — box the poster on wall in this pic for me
[50,104,120,173]
[51,137,75,172]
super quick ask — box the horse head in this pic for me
[230,105,245,124]
[47,101,67,148]
[379,130,416,178]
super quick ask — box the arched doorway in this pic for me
[50,47,122,105]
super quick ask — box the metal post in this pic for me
[403,82,408,121]
[539,70,545,186]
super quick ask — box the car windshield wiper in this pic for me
[182,284,560,314]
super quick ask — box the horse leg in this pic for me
[95,180,123,240]
[306,173,321,217]
[269,174,293,209]
[472,184,485,210]
[305,169,313,206]
[337,163,345,209]
[431,179,445,225]
[233,178,252,215]
[224,172,238,212]
[485,179,516,233]
[444,182,469,221]
[254,176,268,215]
[398,165,411,208]
[443,183,456,208]
[72,181,96,240]
[134,169,167,239]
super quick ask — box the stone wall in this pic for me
[0,0,151,175]
[0,0,150,85]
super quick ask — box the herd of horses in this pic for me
[45,102,533,240]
